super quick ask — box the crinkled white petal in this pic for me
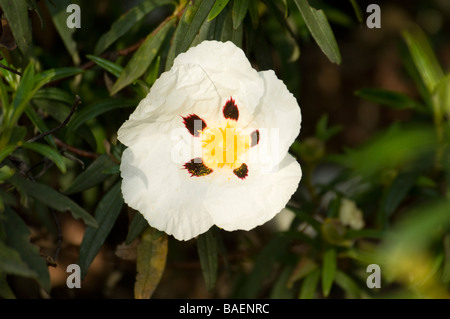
[204,154,302,231]
[120,134,215,241]
[248,70,301,170]
[173,41,264,115]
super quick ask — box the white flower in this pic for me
[118,40,302,241]
[339,198,365,230]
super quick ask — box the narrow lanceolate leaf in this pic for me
[135,227,168,299]
[111,18,176,95]
[197,228,219,291]
[293,0,341,64]
[22,142,67,173]
[384,171,419,217]
[299,268,320,299]
[9,63,35,125]
[63,154,117,194]
[34,68,84,88]
[0,239,37,278]
[3,207,50,292]
[86,55,123,78]
[45,0,80,64]
[94,0,175,55]
[433,75,450,121]
[403,28,444,94]
[165,0,216,69]
[322,248,337,297]
[0,0,33,57]
[208,0,231,21]
[10,176,98,228]
[355,88,426,113]
[79,182,123,279]
[232,0,249,30]
[126,213,149,245]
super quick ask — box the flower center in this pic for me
[200,121,250,170]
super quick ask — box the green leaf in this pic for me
[402,28,444,93]
[24,107,56,148]
[10,176,98,228]
[94,0,174,55]
[3,207,50,292]
[208,0,231,21]
[22,142,67,173]
[0,239,37,278]
[334,270,361,298]
[248,0,259,29]
[349,0,363,23]
[86,55,123,78]
[9,63,35,125]
[45,0,80,64]
[0,0,33,57]
[67,98,137,134]
[135,227,168,299]
[34,68,84,88]
[111,17,176,95]
[299,268,320,299]
[63,154,117,194]
[0,273,16,299]
[384,171,419,216]
[79,182,123,279]
[232,0,249,30]
[33,87,76,105]
[292,0,341,64]
[165,0,216,69]
[321,248,337,297]
[197,227,219,291]
[355,88,427,112]
[126,213,149,245]
[433,75,450,120]
[270,264,295,299]
[0,145,17,163]
[219,3,243,46]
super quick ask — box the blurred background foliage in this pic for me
[0,0,449,299]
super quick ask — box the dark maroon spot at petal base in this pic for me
[184,158,213,177]
[183,114,207,137]
[233,163,248,179]
[223,97,239,121]
[250,130,260,147]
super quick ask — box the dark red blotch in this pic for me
[183,114,207,137]
[222,97,239,121]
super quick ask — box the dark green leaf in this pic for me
[232,0,249,30]
[355,88,426,112]
[0,239,37,278]
[67,98,137,134]
[293,0,341,64]
[135,227,168,299]
[197,227,219,291]
[248,0,259,29]
[299,268,320,299]
[208,0,231,21]
[24,107,56,148]
[0,145,16,163]
[219,4,243,46]
[10,176,98,228]
[349,0,363,23]
[34,68,84,88]
[3,207,50,292]
[126,213,149,245]
[165,0,216,69]
[22,142,66,173]
[384,171,419,216]
[322,248,337,297]
[0,0,33,57]
[9,63,35,125]
[79,182,123,279]
[0,273,16,299]
[86,55,123,78]
[33,87,75,106]
[270,265,295,299]
[63,154,117,194]
[334,270,360,298]
[45,0,80,64]
[111,18,176,95]
[94,0,174,55]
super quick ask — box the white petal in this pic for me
[173,41,264,115]
[204,154,302,232]
[120,134,215,241]
[117,63,222,147]
[249,70,301,168]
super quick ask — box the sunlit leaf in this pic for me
[197,227,219,291]
[135,227,168,299]
[79,182,123,279]
[9,63,34,125]
[292,0,341,64]
[111,18,176,95]
[322,248,337,297]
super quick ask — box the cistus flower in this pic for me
[118,40,302,241]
